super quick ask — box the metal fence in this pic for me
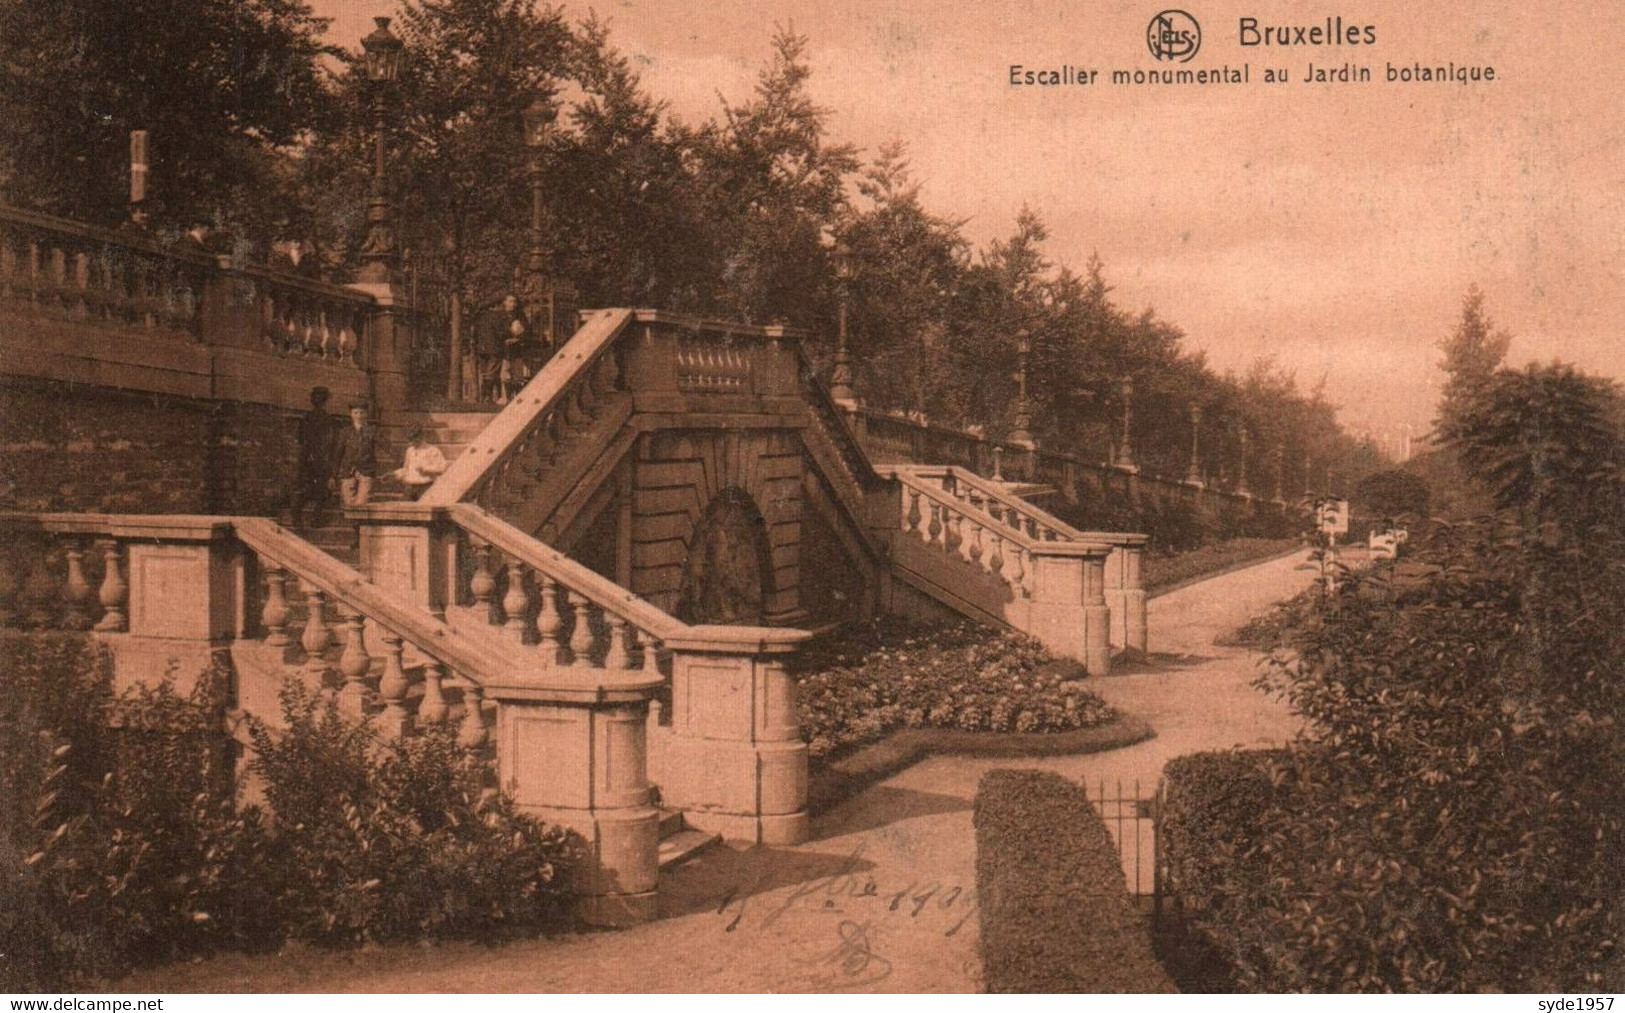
[1083,777,1166,919]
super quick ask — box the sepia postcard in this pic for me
[0,0,1619,999]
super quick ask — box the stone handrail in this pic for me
[445,502,808,661]
[889,469,1112,604]
[423,308,634,507]
[883,465,1149,652]
[880,464,1084,541]
[0,204,212,338]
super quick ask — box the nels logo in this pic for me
[1147,10,1201,62]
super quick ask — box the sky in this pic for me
[314,1,1625,442]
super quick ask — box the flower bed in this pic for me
[792,617,1115,762]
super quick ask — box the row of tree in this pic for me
[0,0,1385,489]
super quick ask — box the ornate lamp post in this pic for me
[1185,404,1204,487]
[356,17,405,287]
[522,95,557,343]
[1235,425,1253,498]
[1009,328,1035,448]
[829,242,857,408]
[1273,441,1287,503]
[1115,376,1138,472]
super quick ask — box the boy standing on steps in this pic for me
[334,401,378,508]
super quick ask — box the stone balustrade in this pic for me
[0,510,671,928]
[882,470,1116,675]
[351,499,813,849]
[891,465,1151,654]
[0,206,211,339]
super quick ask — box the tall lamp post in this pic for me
[1115,377,1138,472]
[357,17,404,287]
[1235,425,1253,498]
[829,242,857,408]
[1185,404,1204,487]
[522,95,557,345]
[1009,328,1035,448]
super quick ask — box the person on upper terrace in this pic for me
[472,295,519,403]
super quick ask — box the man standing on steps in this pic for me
[290,386,334,529]
[334,401,378,510]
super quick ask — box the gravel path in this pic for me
[120,550,1318,993]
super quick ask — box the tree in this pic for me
[1353,468,1431,519]
[696,28,858,326]
[1439,362,1623,534]
[1436,284,1512,436]
[0,0,335,243]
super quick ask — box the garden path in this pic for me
[119,550,1319,994]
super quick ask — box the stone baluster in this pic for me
[62,542,94,630]
[604,612,631,670]
[300,583,332,679]
[456,676,488,749]
[904,489,921,532]
[536,573,563,661]
[926,502,943,547]
[376,629,410,739]
[260,565,290,645]
[420,661,450,725]
[944,509,963,556]
[636,629,659,673]
[336,609,372,716]
[966,519,984,566]
[469,541,496,621]
[1007,541,1026,595]
[24,539,59,628]
[568,591,596,668]
[986,532,1005,581]
[502,561,532,642]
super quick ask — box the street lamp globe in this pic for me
[361,17,404,84]
[832,241,854,283]
[523,95,558,149]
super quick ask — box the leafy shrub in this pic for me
[1167,517,1624,992]
[973,769,1175,993]
[792,617,1113,761]
[1,638,578,990]
[246,682,578,946]
[2,647,266,991]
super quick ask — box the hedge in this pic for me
[973,769,1175,993]
[1156,749,1288,991]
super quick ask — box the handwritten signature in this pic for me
[798,919,894,987]
[715,842,978,939]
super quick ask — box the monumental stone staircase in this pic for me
[0,305,1146,927]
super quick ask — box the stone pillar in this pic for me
[484,670,664,927]
[101,517,239,694]
[352,502,453,616]
[1120,539,1148,654]
[1024,543,1113,677]
[654,628,811,845]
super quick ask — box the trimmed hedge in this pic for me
[973,769,1175,993]
[1157,749,1288,991]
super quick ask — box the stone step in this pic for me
[657,808,684,838]
[657,828,720,871]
